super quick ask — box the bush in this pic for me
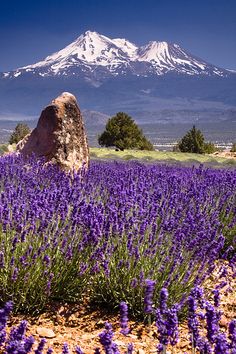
[204,142,217,154]
[178,126,204,154]
[178,126,217,154]
[178,126,205,154]
[9,123,31,145]
[230,143,236,152]
[98,112,154,151]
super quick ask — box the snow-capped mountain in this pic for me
[3,30,228,80]
[0,30,235,122]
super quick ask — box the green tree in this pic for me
[9,123,31,145]
[98,112,154,151]
[178,125,205,154]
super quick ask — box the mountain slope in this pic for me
[0,30,235,123]
[3,31,228,80]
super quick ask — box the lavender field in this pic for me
[0,154,236,353]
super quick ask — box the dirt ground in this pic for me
[211,151,236,159]
[6,261,236,354]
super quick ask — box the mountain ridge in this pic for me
[2,30,229,80]
[0,30,235,125]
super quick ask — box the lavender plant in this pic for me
[0,154,235,317]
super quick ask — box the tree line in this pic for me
[9,115,236,154]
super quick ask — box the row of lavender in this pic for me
[0,154,235,316]
[1,286,236,353]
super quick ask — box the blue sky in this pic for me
[0,0,235,71]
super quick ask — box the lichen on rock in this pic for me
[17,92,89,171]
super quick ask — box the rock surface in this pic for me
[17,92,89,170]
[36,327,56,338]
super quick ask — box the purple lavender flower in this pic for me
[144,279,156,314]
[111,342,120,353]
[35,338,47,354]
[205,302,221,344]
[99,322,114,354]
[187,294,200,348]
[130,278,138,288]
[62,342,70,354]
[0,155,235,323]
[75,346,84,354]
[0,302,13,324]
[0,330,6,347]
[156,308,168,350]
[229,319,236,351]
[120,301,129,335]
[214,332,230,353]
[9,320,27,341]
[11,267,19,282]
[196,337,212,353]
[43,255,50,265]
[213,289,220,308]
[159,287,168,314]
[24,336,35,353]
[127,343,134,353]
[166,306,179,346]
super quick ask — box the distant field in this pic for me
[1,144,235,167]
[90,147,236,167]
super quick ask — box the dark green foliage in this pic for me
[9,123,31,145]
[98,112,154,151]
[230,143,236,152]
[178,126,205,154]
[178,126,216,154]
[203,142,217,154]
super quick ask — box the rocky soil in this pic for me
[5,262,235,353]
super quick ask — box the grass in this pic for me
[90,147,236,166]
[2,144,235,167]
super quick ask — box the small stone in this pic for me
[114,340,126,347]
[220,315,228,328]
[36,327,56,338]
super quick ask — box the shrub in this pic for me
[9,123,31,145]
[230,143,236,152]
[98,112,154,151]
[204,142,217,154]
[178,126,205,154]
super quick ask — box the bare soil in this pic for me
[6,262,236,353]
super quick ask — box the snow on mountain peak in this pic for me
[138,41,171,61]
[7,30,227,78]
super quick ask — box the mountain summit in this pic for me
[0,31,235,121]
[3,31,228,80]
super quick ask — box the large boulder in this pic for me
[17,92,89,170]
